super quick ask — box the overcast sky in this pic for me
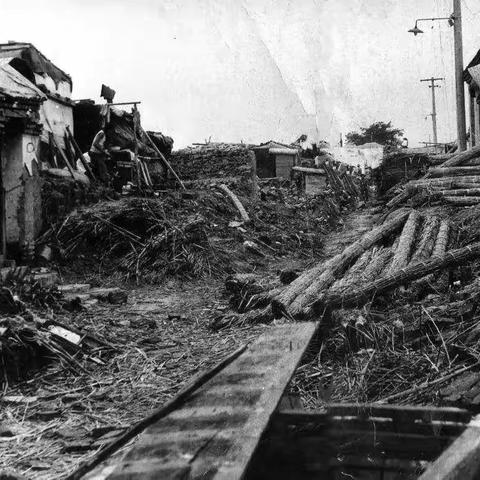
[2,0,480,148]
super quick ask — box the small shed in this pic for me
[292,166,327,194]
[252,141,298,179]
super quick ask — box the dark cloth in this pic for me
[90,151,109,183]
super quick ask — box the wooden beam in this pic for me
[84,322,318,480]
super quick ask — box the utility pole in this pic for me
[420,77,444,145]
[409,0,467,151]
[453,0,466,151]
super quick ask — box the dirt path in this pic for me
[322,207,380,258]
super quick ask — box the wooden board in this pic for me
[85,322,318,480]
[419,414,480,480]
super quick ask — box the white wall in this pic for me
[39,99,74,149]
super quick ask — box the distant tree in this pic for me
[346,121,404,147]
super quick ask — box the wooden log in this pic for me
[411,176,480,188]
[444,196,480,206]
[413,219,450,291]
[364,246,394,279]
[436,188,480,196]
[428,166,480,178]
[428,153,455,166]
[418,414,480,480]
[425,144,480,174]
[386,186,417,209]
[271,210,411,319]
[386,210,421,275]
[216,184,250,222]
[409,216,440,264]
[311,241,480,313]
[432,220,450,256]
[330,249,374,293]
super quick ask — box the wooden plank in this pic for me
[419,414,480,480]
[272,410,466,437]
[326,403,471,423]
[87,322,317,480]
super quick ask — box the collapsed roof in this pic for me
[0,42,72,88]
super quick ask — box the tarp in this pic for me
[330,144,384,171]
[0,63,45,100]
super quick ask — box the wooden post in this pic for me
[141,126,186,189]
[453,0,467,151]
[469,88,476,148]
[250,150,258,202]
[0,134,5,259]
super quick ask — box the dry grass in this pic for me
[0,279,265,479]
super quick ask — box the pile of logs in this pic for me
[213,208,472,329]
[388,145,480,208]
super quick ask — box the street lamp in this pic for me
[408,0,466,151]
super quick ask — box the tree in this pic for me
[346,121,404,146]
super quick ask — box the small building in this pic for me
[291,166,327,194]
[252,141,298,179]
[464,49,480,148]
[0,63,46,258]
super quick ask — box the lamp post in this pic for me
[409,0,467,151]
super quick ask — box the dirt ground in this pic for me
[1,253,310,478]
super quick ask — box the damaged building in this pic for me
[0,42,75,259]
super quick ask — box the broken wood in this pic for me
[386,210,421,275]
[312,241,480,312]
[216,184,250,222]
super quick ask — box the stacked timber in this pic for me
[388,146,480,207]
[215,206,472,329]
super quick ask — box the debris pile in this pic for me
[212,148,480,410]
[171,143,253,193]
[39,177,354,283]
[0,283,117,388]
[374,149,432,193]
